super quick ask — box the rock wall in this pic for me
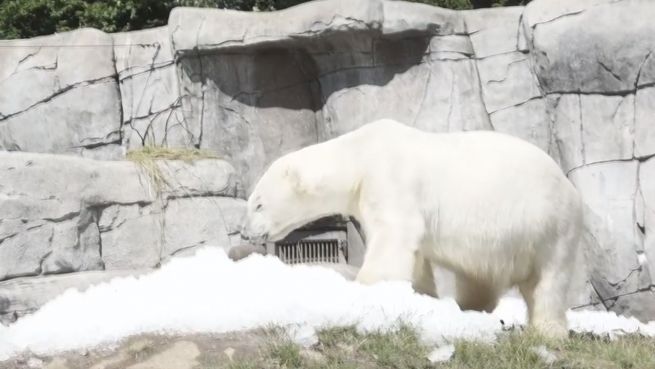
[1,0,654,321]
[0,153,245,322]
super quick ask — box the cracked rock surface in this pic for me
[1,0,655,322]
[0,152,244,324]
[113,27,192,150]
[0,29,123,158]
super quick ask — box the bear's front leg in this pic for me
[354,226,424,287]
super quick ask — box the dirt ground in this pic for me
[3,331,268,369]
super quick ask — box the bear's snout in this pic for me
[242,232,269,245]
[240,221,269,245]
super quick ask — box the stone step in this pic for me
[0,269,148,325]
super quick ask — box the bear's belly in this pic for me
[421,230,539,287]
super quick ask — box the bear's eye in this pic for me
[255,204,263,211]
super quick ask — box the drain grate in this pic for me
[275,240,345,264]
[268,215,365,266]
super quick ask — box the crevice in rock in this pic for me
[610,95,627,122]
[3,48,59,85]
[566,154,655,176]
[598,60,623,82]
[0,75,117,122]
[0,223,44,245]
[605,266,642,288]
[545,81,655,97]
[73,135,122,150]
[157,97,192,147]
[633,162,645,256]
[168,243,205,258]
[578,94,586,165]
[8,57,60,81]
[459,16,493,129]
[520,22,557,157]
[589,279,611,310]
[78,204,104,271]
[515,10,530,54]
[484,57,527,85]
[471,49,526,61]
[487,95,541,115]
[472,60,494,129]
[14,47,42,70]
[296,15,376,37]
[412,53,433,126]
[595,285,655,310]
[194,16,208,149]
[446,73,456,131]
[36,251,53,277]
[196,87,205,150]
[127,104,180,123]
[130,43,163,141]
[89,200,153,210]
[530,10,585,30]
[42,211,81,223]
[634,50,653,89]
[118,61,174,82]
[570,300,605,311]
[164,192,235,201]
[126,101,183,146]
[632,50,652,158]
[550,96,565,161]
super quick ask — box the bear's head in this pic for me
[242,155,336,244]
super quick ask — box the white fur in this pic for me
[244,119,583,338]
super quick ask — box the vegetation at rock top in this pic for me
[0,0,532,39]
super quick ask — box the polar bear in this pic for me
[242,119,582,338]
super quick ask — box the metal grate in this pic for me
[275,240,344,264]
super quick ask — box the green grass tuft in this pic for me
[446,330,655,369]
[196,325,655,369]
[260,327,304,369]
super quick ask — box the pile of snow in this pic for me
[1,247,654,361]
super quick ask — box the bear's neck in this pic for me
[308,139,363,219]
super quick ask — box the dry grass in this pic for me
[126,146,217,163]
[126,146,217,193]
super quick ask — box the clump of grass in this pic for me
[447,330,655,369]
[126,146,217,163]
[558,332,655,369]
[450,330,548,369]
[267,339,303,368]
[358,325,432,369]
[260,326,303,369]
[126,146,217,194]
[314,324,432,369]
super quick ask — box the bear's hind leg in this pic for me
[519,272,568,339]
[520,230,579,339]
[455,273,499,313]
[412,253,437,297]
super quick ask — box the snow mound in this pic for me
[0,247,653,360]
